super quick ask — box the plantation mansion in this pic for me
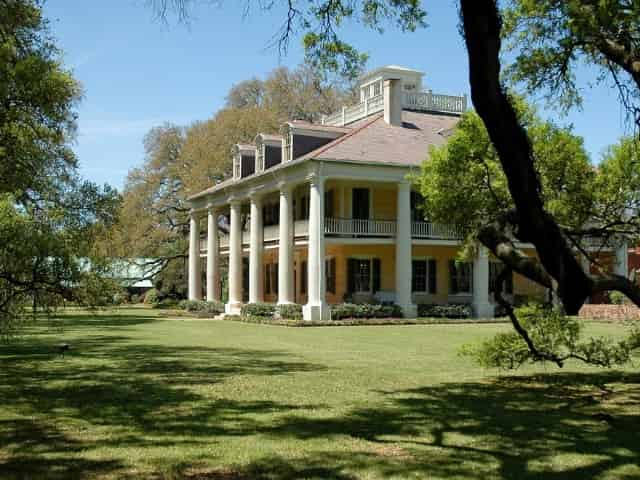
[186,65,629,320]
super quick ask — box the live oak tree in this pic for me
[0,0,121,334]
[114,65,351,297]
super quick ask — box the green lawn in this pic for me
[0,308,638,479]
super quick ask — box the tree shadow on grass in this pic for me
[0,324,327,479]
[254,371,640,479]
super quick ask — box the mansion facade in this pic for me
[186,65,629,320]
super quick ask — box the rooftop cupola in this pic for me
[357,65,425,103]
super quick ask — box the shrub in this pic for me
[277,303,303,320]
[130,294,141,304]
[608,291,627,305]
[143,288,161,306]
[418,304,472,319]
[179,299,225,315]
[241,302,276,318]
[461,302,640,369]
[112,291,130,306]
[330,303,402,320]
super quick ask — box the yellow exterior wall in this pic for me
[257,242,546,305]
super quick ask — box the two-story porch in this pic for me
[187,154,548,320]
[186,64,629,320]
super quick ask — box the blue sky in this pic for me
[43,1,628,190]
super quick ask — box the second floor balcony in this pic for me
[202,218,461,251]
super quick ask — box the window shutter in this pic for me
[506,270,514,295]
[328,257,336,293]
[449,260,457,294]
[264,264,271,295]
[301,261,307,294]
[347,258,355,294]
[273,263,279,294]
[372,258,381,293]
[411,260,418,292]
[428,259,437,294]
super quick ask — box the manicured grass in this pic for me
[0,308,638,479]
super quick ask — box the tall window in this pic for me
[449,260,473,294]
[373,81,381,96]
[326,257,336,294]
[264,263,279,295]
[324,190,334,219]
[411,191,425,222]
[347,258,381,293]
[412,259,437,293]
[489,262,514,295]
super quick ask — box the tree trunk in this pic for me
[459,0,594,314]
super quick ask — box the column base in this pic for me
[473,302,495,319]
[225,301,243,315]
[398,303,418,319]
[303,302,330,321]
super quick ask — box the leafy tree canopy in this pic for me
[0,0,121,333]
[112,64,352,296]
[416,100,595,247]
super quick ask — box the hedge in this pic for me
[277,303,303,320]
[330,303,402,320]
[417,303,472,319]
[179,299,225,315]
[241,302,276,317]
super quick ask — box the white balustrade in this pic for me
[210,219,462,248]
[323,90,466,126]
[411,221,460,240]
[324,217,397,237]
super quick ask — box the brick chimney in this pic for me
[383,78,403,126]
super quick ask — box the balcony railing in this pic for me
[325,217,397,237]
[411,221,460,240]
[322,90,467,126]
[201,219,462,252]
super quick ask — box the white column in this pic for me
[206,207,220,301]
[225,201,243,314]
[615,239,629,278]
[278,184,294,304]
[473,246,494,318]
[188,212,202,300]
[395,182,417,318]
[303,176,330,320]
[249,194,264,303]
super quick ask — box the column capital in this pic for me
[206,204,219,215]
[228,197,242,208]
[306,173,325,187]
[277,181,294,193]
[397,180,411,191]
[248,190,264,203]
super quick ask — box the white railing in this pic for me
[322,90,466,126]
[412,222,460,240]
[202,220,462,251]
[404,91,467,114]
[324,217,397,237]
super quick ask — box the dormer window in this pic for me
[255,133,283,171]
[281,121,349,162]
[232,144,256,180]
